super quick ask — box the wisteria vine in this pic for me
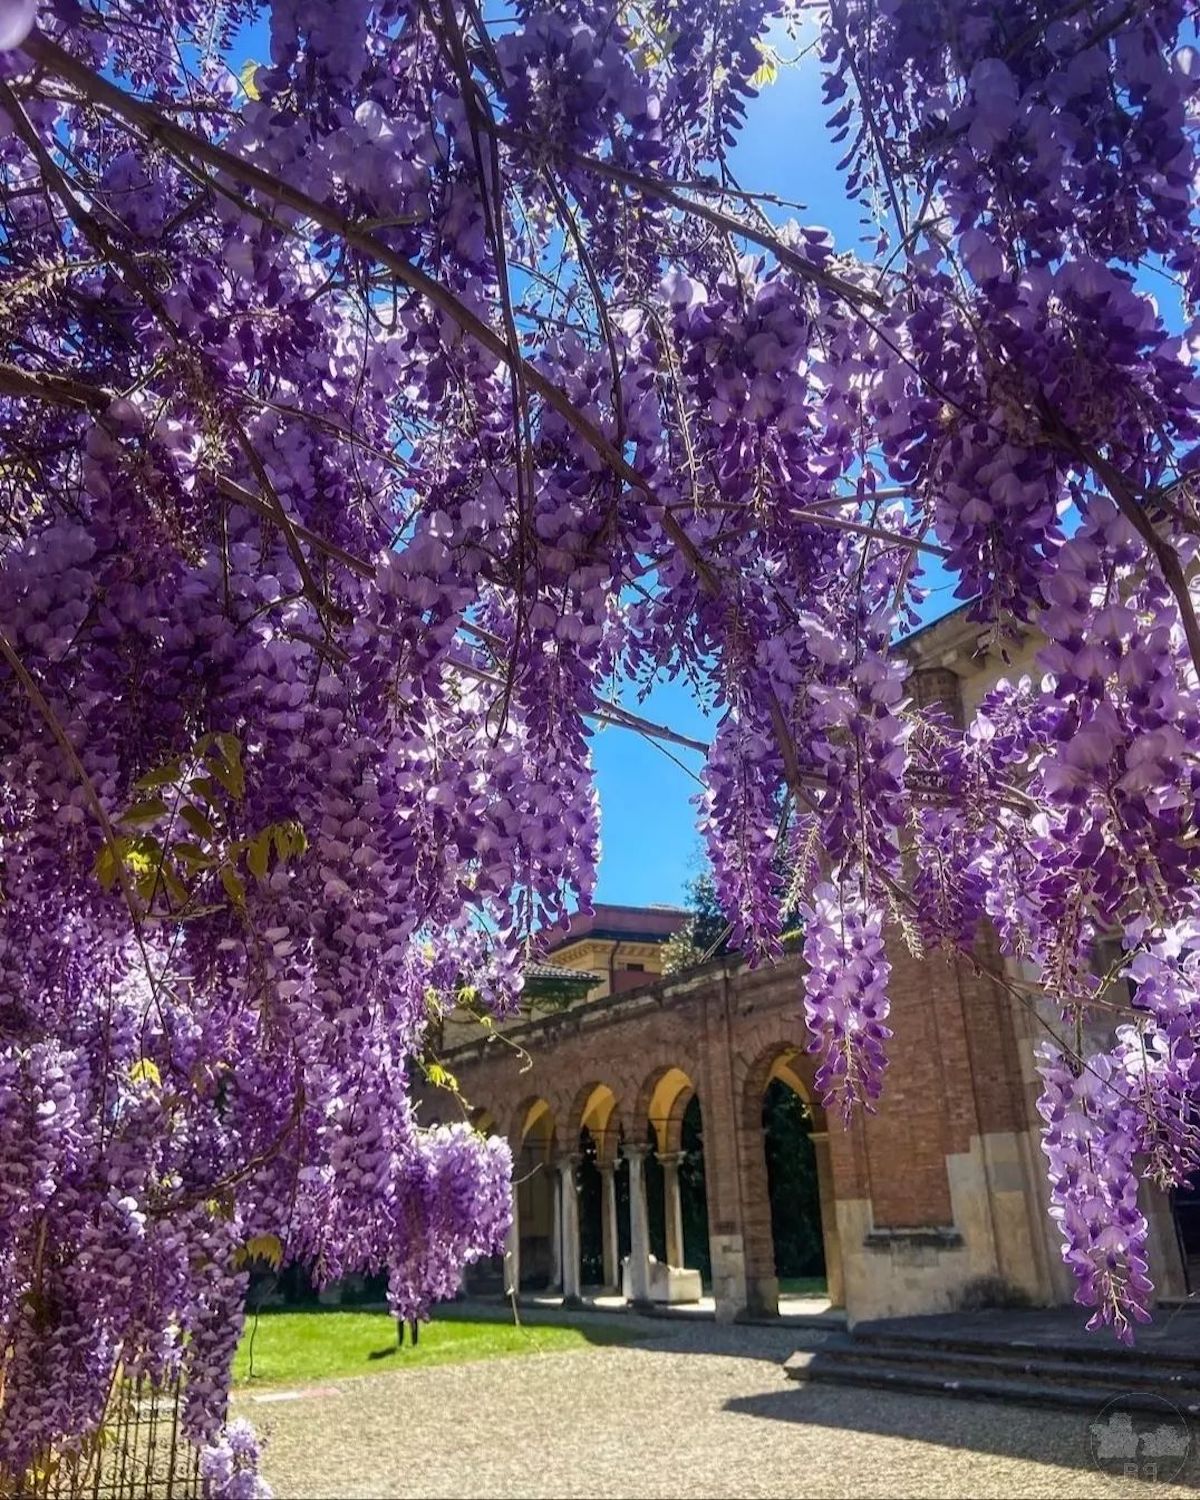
[3,0,1200,1479]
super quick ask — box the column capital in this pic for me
[658,1150,686,1169]
[559,1152,582,1174]
[622,1142,651,1162]
[598,1157,617,1177]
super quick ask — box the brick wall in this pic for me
[426,926,1056,1321]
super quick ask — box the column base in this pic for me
[561,1293,584,1310]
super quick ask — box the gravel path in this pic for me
[233,1313,1200,1498]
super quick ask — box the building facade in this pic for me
[428,614,1193,1324]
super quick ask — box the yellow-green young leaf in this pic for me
[220,865,246,907]
[130,1058,161,1087]
[124,839,160,879]
[239,59,262,100]
[426,1062,459,1094]
[750,44,779,89]
[246,831,271,881]
[457,984,480,1008]
[119,796,169,826]
[235,1232,284,1270]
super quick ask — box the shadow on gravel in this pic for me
[451,1299,825,1365]
[724,1383,1200,1483]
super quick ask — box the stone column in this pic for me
[660,1151,686,1268]
[503,1185,521,1299]
[810,1131,844,1307]
[625,1143,652,1305]
[559,1155,582,1305]
[600,1162,620,1290]
[548,1167,562,1292]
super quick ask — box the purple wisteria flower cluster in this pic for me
[3,0,1200,1476]
[199,1418,272,1500]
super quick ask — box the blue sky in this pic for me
[590,45,963,906]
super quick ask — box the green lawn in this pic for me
[778,1276,828,1297]
[233,1307,636,1389]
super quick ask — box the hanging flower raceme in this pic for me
[1037,1046,1155,1343]
[1113,926,1200,1190]
[200,1419,273,1500]
[801,883,893,1121]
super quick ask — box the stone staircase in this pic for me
[785,1308,1200,1415]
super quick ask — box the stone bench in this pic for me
[622,1254,703,1304]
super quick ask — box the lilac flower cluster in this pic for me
[1038,1047,1154,1343]
[801,884,893,1120]
[200,1419,273,1500]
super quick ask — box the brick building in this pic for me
[430,610,1192,1324]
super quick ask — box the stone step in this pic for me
[786,1337,1200,1406]
[784,1350,1200,1416]
[849,1323,1200,1372]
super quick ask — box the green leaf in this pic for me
[209,736,245,800]
[272,819,308,862]
[246,831,271,881]
[118,796,169,826]
[220,865,246,908]
[216,731,242,765]
[159,866,191,911]
[173,840,215,870]
[208,761,244,801]
[179,803,216,841]
[94,843,121,892]
[133,759,184,792]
